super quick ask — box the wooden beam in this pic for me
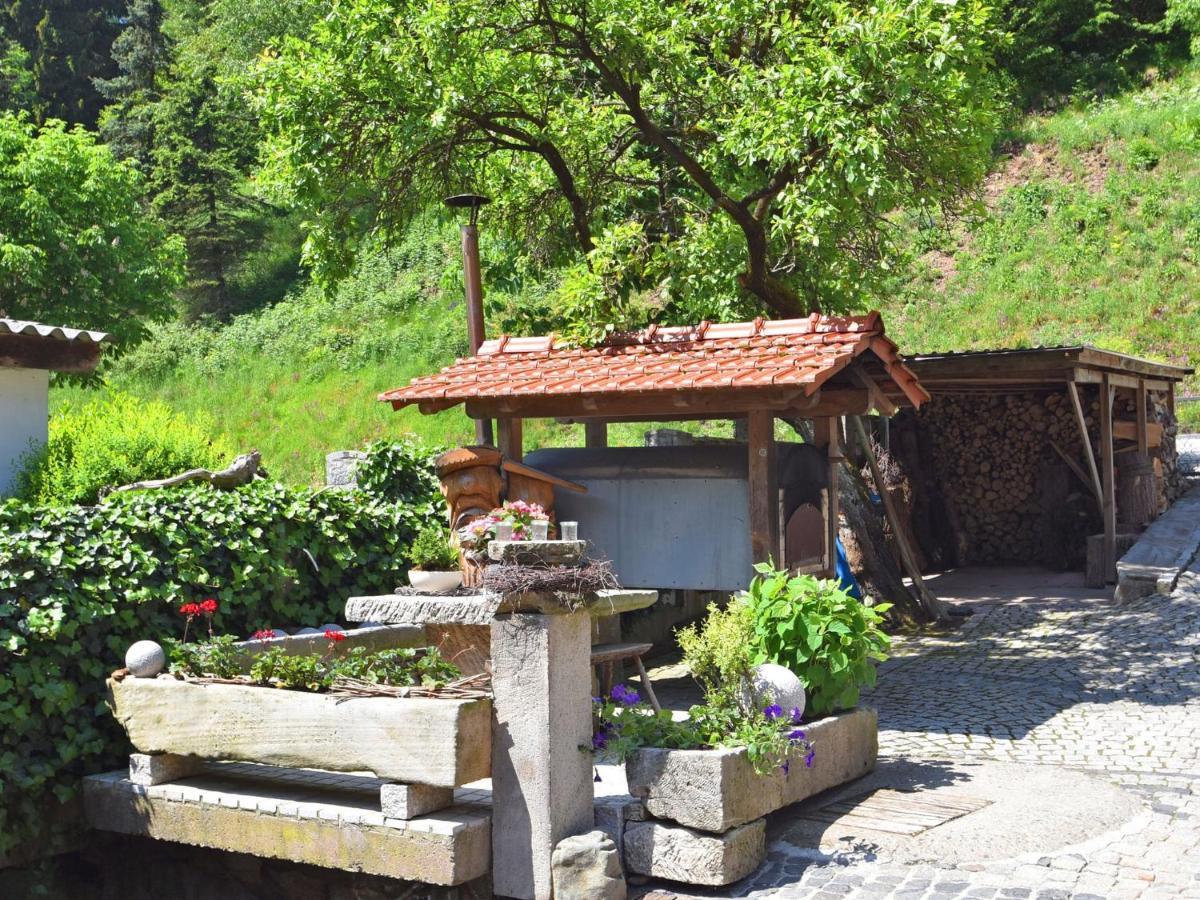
[849,366,898,417]
[501,459,587,494]
[584,421,608,448]
[0,333,102,373]
[1136,379,1149,456]
[851,416,949,623]
[747,410,778,566]
[811,417,842,577]
[1067,383,1104,504]
[1100,373,1116,582]
[1050,439,1100,501]
[497,417,523,462]
[462,388,871,421]
[1071,368,1173,392]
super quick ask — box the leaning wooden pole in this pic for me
[851,416,951,625]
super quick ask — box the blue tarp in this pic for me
[835,537,863,601]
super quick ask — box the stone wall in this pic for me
[890,387,1183,569]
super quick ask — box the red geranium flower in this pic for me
[199,598,218,615]
[179,602,201,616]
[324,628,347,643]
[251,628,276,641]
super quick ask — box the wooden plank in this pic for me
[747,409,778,566]
[501,459,587,493]
[848,366,898,416]
[497,417,523,461]
[1114,419,1162,447]
[1067,382,1104,503]
[850,416,949,623]
[1100,373,1116,582]
[584,421,608,448]
[1136,380,1149,456]
[812,418,837,576]
[589,642,654,665]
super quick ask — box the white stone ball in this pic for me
[269,628,288,638]
[741,662,806,719]
[125,640,166,678]
[317,623,343,633]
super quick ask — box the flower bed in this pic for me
[625,707,878,832]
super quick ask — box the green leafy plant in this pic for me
[249,648,334,691]
[406,525,459,571]
[1127,136,1161,171]
[164,635,244,680]
[676,599,756,709]
[0,477,441,859]
[745,564,892,716]
[17,392,235,507]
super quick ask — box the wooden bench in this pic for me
[591,642,661,713]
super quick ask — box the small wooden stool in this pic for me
[591,642,661,713]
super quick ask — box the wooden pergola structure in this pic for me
[381,312,930,576]
[906,346,1193,581]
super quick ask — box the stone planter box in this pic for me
[107,676,491,787]
[625,707,877,833]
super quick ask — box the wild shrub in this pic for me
[16,392,235,506]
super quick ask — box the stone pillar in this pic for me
[325,450,366,490]
[491,610,594,900]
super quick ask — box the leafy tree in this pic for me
[0,114,184,344]
[0,37,35,113]
[1,0,123,126]
[259,0,1002,329]
[95,0,172,166]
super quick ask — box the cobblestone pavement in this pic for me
[1179,433,1200,476]
[641,559,1200,900]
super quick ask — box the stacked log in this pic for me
[908,389,1097,565]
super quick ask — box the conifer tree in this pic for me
[95,0,170,166]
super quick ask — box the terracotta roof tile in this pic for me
[381,311,930,412]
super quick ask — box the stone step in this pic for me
[83,769,491,886]
[1116,485,1200,600]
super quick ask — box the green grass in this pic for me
[883,64,1200,426]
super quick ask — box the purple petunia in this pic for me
[610,684,640,706]
[781,760,790,776]
[787,728,807,742]
[763,704,784,721]
[592,729,609,751]
[805,749,816,769]
[790,707,803,724]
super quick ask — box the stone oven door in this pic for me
[785,503,825,572]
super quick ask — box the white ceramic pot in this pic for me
[408,569,464,593]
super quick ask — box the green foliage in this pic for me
[591,686,815,777]
[17,392,234,506]
[0,478,438,858]
[676,600,756,709]
[96,0,172,167]
[258,0,1002,327]
[247,645,460,691]
[745,564,892,716]
[164,634,243,679]
[1169,0,1200,56]
[406,525,458,571]
[356,439,442,509]
[0,0,123,126]
[0,114,184,344]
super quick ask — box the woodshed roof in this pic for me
[0,318,110,372]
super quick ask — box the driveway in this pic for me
[637,563,1200,900]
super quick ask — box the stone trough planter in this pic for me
[107,676,492,787]
[625,707,878,833]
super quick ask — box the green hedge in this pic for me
[0,467,440,858]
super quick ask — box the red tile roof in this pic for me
[380,311,929,414]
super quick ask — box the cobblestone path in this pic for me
[644,561,1200,900]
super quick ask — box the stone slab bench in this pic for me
[344,589,658,625]
[83,767,490,886]
[1116,485,1200,600]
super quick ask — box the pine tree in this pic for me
[150,57,264,319]
[95,0,170,166]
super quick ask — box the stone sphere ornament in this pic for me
[741,662,806,719]
[125,640,166,678]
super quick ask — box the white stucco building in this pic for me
[0,319,109,497]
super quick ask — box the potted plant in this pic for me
[406,524,464,593]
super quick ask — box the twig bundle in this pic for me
[482,558,619,609]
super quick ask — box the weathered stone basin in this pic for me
[625,706,878,832]
[107,676,492,787]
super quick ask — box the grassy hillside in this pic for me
[883,64,1200,425]
[61,64,1200,484]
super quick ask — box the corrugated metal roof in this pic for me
[0,318,111,344]
[381,311,930,413]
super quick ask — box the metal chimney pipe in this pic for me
[445,194,493,445]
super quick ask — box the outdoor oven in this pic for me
[526,441,827,591]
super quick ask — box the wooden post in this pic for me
[1067,382,1103,503]
[1100,374,1116,582]
[498,417,523,463]
[747,410,778,566]
[584,421,608,448]
[1136,379,1149,455]
[812,417,841,578]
